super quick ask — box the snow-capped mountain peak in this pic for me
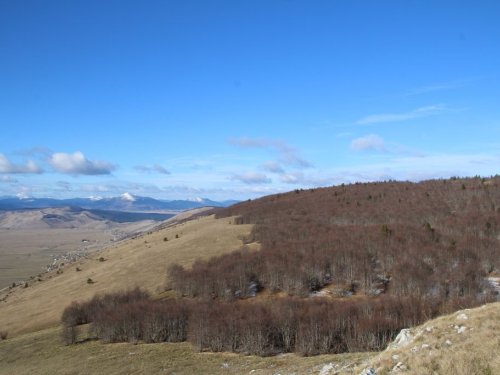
[187,197,205,203]
[120,192,136,202]
[88,195,103,201]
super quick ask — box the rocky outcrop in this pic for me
[392,329,413,349]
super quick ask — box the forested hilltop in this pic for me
[207,175,500,299]
[63,176,500,356]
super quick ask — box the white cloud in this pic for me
[230,172,271,184]
[357,104,446,125]
[261,161,285,174]
[50,152,116,175]
[229,137,312,168]
[351,134,386,151]
[1,175,19,183]
[0,154,43,174]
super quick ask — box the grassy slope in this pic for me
[339,301,500,375]
[0,326,370,375]
[0,214,255,335]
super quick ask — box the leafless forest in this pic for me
[62,176,500,355]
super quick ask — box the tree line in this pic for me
[62,288,486,355]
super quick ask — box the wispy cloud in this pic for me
[350,134,386,151]
[351,134,425,157]
[403,84,460,96]
[335,132,354,138]
[1,175,19,183]
[230,172,271,184]
[49,152,117,176]
[134,164,171,175]
[279,171,305,184]
[261,161,285,174]
[319,152,500,185]
[356,104,446,125]
[229,137,312,168]
[0,154,43,174]
[81,184,119,193]
[12,146,52,157]
[370,82,462,101]
[56,180,72,191]
[163,184,203,194]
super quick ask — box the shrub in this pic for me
[0,331,8,340]
[87,278,94,284]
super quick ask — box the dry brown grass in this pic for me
[0,325,371,375]
[0,215,256,336]
[346,301,500,375]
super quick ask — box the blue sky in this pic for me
[1,0,499,200]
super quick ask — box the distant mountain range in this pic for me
[0,193,239,212]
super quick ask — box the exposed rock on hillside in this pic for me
[349,302,500,374]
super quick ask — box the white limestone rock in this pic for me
[392,329,413,349]
[319,363,336,375]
